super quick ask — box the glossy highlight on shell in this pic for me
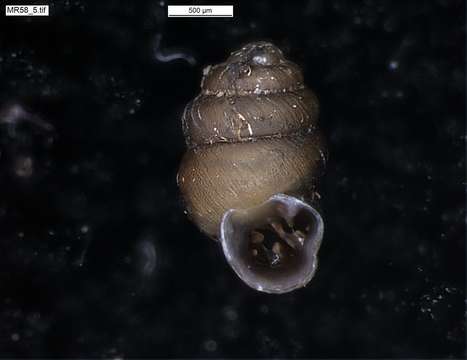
[177,42,327,294]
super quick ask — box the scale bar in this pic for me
[168,5,233,18]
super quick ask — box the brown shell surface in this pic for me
[182,88,319,148]
[182,42,320,149]
[200,42,304,96]
[178,133,326,237]
[201,61,304,95]
[178,41,326,238]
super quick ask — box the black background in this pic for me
[0,0,465,358]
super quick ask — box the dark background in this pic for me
[0,0,465,358]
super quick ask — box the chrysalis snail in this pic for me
[177,42,327,294]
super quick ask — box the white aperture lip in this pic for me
[220,193,324,294]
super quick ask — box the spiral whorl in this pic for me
[182,42,320,148]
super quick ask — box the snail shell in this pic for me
[177,42,327,293]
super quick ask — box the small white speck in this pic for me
[389,60,399,71]
[203,65,212,76]
[247,123,253,136]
